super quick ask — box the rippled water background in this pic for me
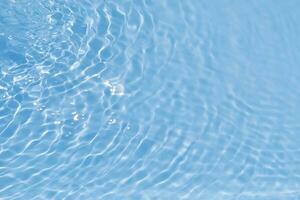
[1,0,300,199]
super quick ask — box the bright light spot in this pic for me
[72,112,79,121]
[103,80,125,96]
[108,118,116,124]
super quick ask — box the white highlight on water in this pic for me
[103,80,125,96]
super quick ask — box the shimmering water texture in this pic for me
[1,0,300,199]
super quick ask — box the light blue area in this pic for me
[1,0,300,199]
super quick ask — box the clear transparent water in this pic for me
[1,0,300,199]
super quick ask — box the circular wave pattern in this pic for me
[1,0,300,199]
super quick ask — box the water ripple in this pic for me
[1,0,300,199]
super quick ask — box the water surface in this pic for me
[1,0,300,199]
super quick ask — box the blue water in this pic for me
[1,0,300,199]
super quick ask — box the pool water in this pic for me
[1,0,300,199]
